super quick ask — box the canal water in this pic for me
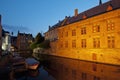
[15,66,55,80]
[15,55,120,80]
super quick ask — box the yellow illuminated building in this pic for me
[44,0,120,65]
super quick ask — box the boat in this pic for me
[28,69,39,77]
[12,56,27,72]
[25,58,40,70]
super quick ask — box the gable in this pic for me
[106,4,113,11]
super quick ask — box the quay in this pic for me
[0,53,27,80]
[0,54,12,80]
[0,52,40,80]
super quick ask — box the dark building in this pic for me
[11,36,17,52]
[17,31,33,51]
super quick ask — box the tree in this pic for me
[37,40,50,49]
[30,32,44,50]
[35,32,44,43]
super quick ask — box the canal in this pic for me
[15,55,120,80]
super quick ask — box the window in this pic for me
[107,20,115,31]
[61,32,63,38]
[108,36,115,48]
[72,40,76,48]
[81,39,86,48]
[65,41,68,48]
[93,25,100,33]
[81,27,86,35]
[65,67,69,73]
[92,53,97,60]
[93,38,100,48]
[60,41,63,48]
[92,63,97,71]
[94,76,100,80]
[107,5,113,11]
[72,69,76,79]
[81,73,87,80]
[72,29,76,36]
[65,31,68,37]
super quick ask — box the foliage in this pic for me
[35,32,44,43]
[30,32,50,50]
[30,42,38,50]
[37,40,50,49]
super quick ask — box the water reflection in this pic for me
[15,66,55,80]
[44,55,120,80]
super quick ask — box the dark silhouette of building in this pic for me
[11,36,17,52]
[17,31,33,51]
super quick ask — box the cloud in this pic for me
[2,24,30,36]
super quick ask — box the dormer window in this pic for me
[83,14,87,19]
[106,4,113,11]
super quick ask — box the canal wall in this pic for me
[33,48,120,66]
[45,56,120,80]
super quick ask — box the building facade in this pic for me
[44,26,58,41]
[11,36,17,52]
[45,0,120,65]
[2,30,11,52]
[0,15,2,56]
[17,31,33,51]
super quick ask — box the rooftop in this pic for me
[48,0,120,31]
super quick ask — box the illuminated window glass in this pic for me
[81,27,86,35]
[81,39,86,48]
[108,36,115,48]
[72,29,76,36]
[93,38,100,48]
[107,20,115,31]
[93,25,100,33]
[72,40,76,48]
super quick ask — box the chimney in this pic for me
[58,20,61,23]
[99,0,102,5]
[65,16,67,19]
[18,30,20,34]
[74,9,78,17]
[11,32,13,36]
[49,26,51,30]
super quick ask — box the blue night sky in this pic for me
[0,0,108,37]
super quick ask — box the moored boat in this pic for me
[25,58,39,70]
[12,56,27,72]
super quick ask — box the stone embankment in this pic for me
[0,54,12,79]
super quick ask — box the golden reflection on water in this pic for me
[44,56,120,80]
